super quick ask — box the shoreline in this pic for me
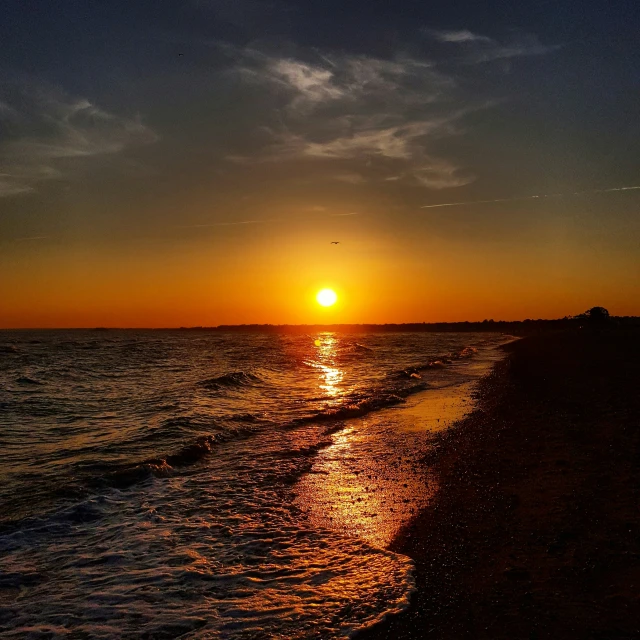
[293,339,506,551]
[357,329,640,639]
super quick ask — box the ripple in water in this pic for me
[0,426,414,638]
[0,330,509,637]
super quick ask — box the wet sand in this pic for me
[358,329,640,639]
[294,384,475,549]
[295,348,504,550]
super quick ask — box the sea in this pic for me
[0,330,509,638]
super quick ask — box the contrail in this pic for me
[420,186,640,209]
[178,220,261,228]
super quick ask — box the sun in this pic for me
[316,288,337,307]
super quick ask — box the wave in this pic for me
[396,359,447,378]
[98,380,432,493]
[15,376,44,385]
[105,379,431,490]
[104,424,257,490]
[54,340,103,351]
[0,345,20,354]
[229,412,263,423]
[395,344,478,378]
[199,371,261,391]
[150,412,262,436]
[88,446,213,492]
[288,381,428,428]
[145,434,224,468]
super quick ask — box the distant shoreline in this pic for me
[2,317,639,333]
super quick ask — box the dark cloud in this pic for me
[0,83,157,197]
[223,44,484,188]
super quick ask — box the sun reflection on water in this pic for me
[311,333,344,399]
[295,417,435,548]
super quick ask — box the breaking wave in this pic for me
[199,370,261,390]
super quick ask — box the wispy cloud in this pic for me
[0,100,20,120]
[0,83,158,197]
[269,59,345,109]
[0,176,36,196]
[218,27,558,190]
[420,186,640,209]
[430,29,493,44]
[252,114,476,188]
[239,51,448,114]
[331,172,367,184]
[424,28,560,64]
[178,220,262,228]
[226,45,478,189]
[413,157,474,189]
[285,121,443,160]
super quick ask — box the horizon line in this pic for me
[2,316,637,331]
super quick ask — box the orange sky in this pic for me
[3,196,639,328]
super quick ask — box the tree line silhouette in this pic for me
[175,308,639,334]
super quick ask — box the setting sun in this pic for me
[316,288,338,307]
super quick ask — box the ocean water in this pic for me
[0,330,507,638]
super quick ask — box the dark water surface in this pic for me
[0,330,507,638]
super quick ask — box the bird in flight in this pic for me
[330,241,340,244]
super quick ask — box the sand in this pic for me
[294,348,504,550]
[357,329,640,639]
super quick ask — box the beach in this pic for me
[2,328,639,637]
[358,329,640,639]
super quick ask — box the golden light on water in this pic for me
[312,333,343,398]
[316,288,338,307]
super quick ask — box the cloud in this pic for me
[420,186,640,209]
[0,100,20,120]
[263,53,449,114]
[269,59,345,108]
[179,220,262,228]
[413,158,475,189]
[430,29,493,44]
[0,84,157,197]
[425,28,560,63]
[331,173,366,184]
[0,177,35,196]
[285,117,464,161]
[220,27,557,189]
[226,46,476,189]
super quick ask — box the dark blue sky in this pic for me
[2,0,637,199]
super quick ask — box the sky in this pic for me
[1,0,639,327]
